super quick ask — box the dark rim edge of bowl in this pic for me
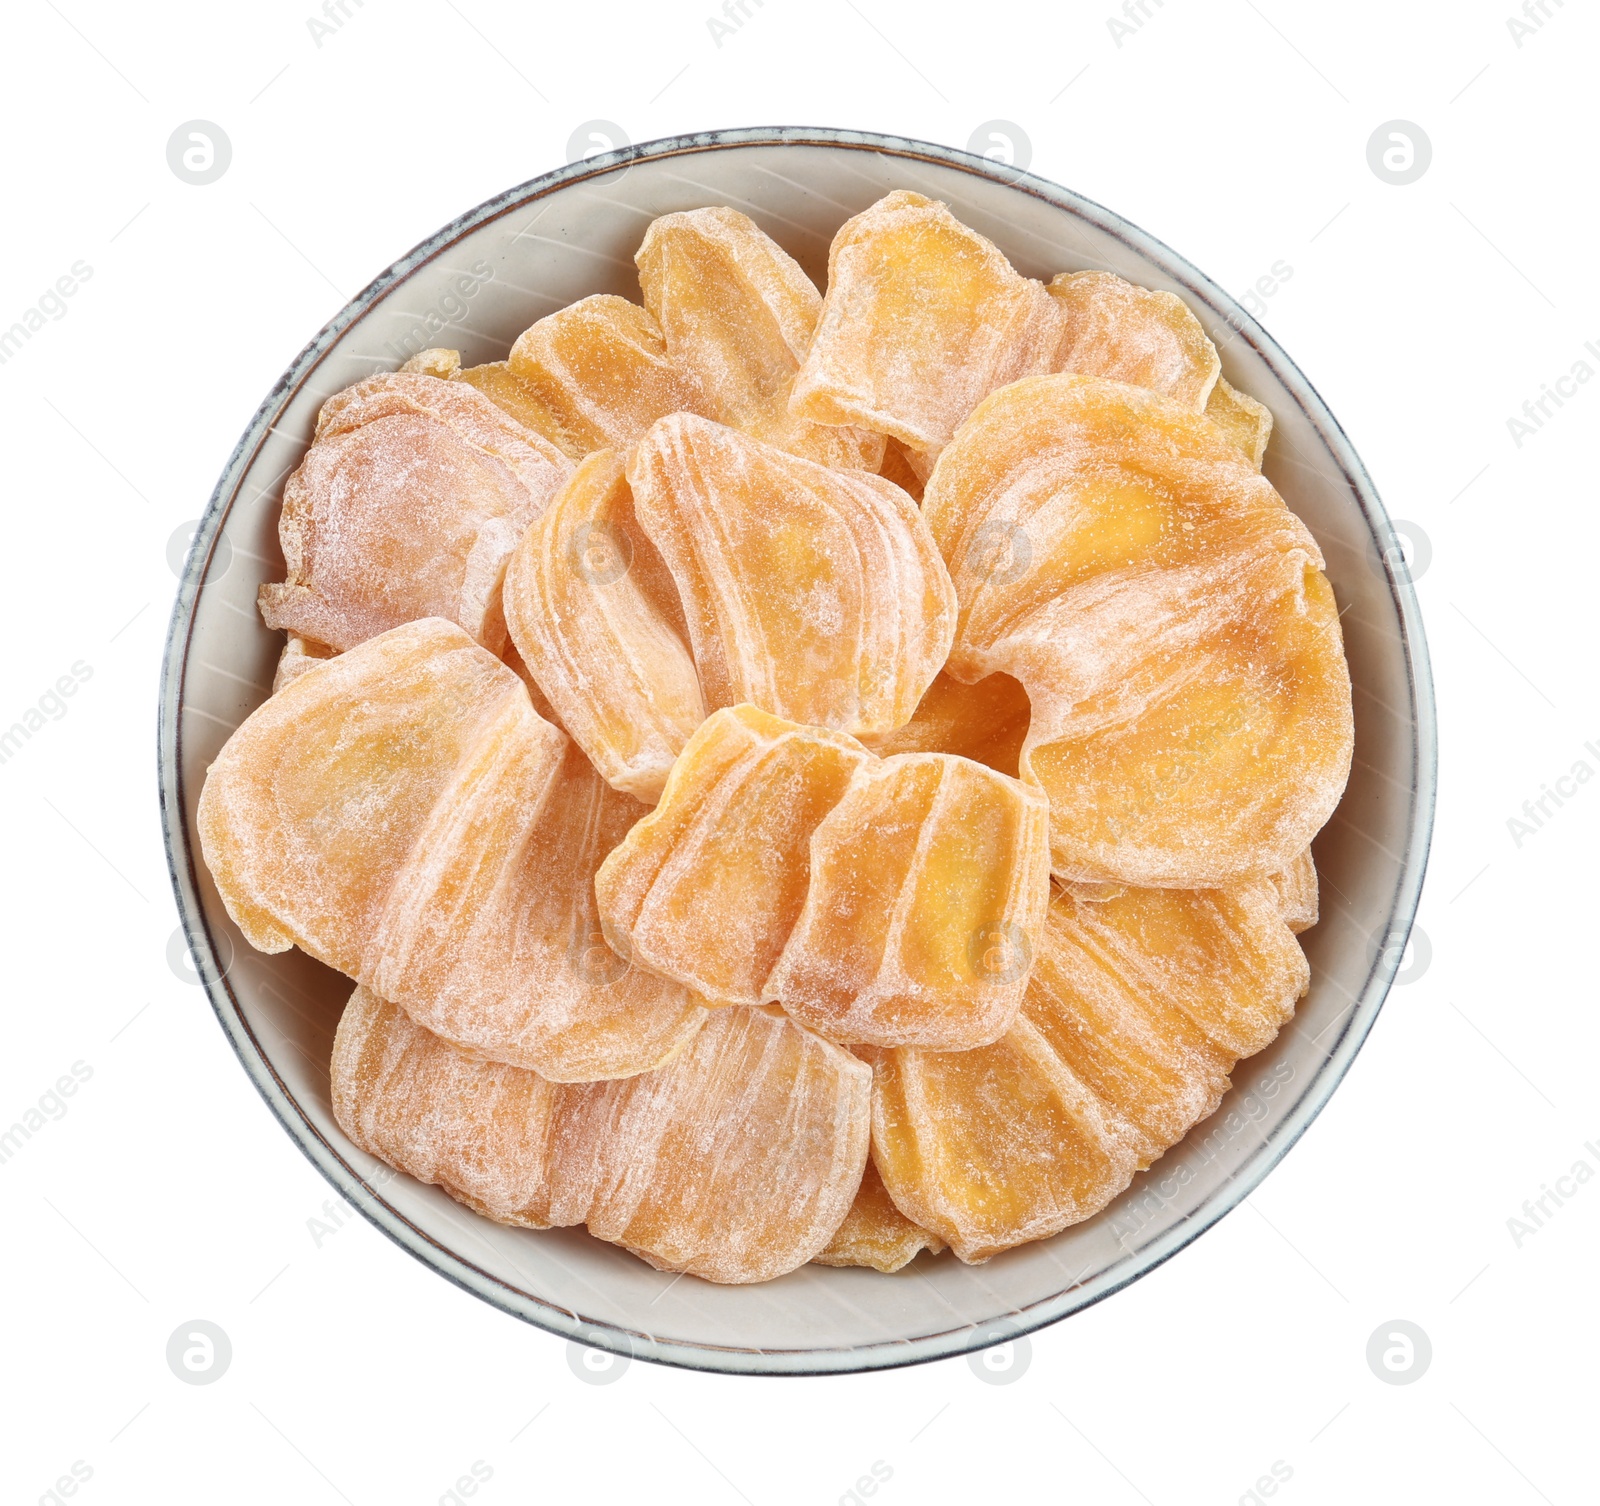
[158,125,1437,1378]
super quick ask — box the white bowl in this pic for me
[159,127,1435,1375]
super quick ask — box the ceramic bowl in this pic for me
[159,127,1435,1375]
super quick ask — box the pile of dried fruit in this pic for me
[198,192,1352,1284]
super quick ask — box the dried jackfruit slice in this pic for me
[1047,270,1220,411]
[767,754,1050,1050]
[1025,882,1305,1161]
[400,347,461,379]
[860,670,1031,778]
[507,294,704,454]
[503,449,704,803]
[1204,376,1274,469]
[332,985,567,1228]
[629,413,956,736]
[866,1023,1135,1264]
[1271,846,1319,934]
[453,359,584,459]
[813,1159,944,1272]
[636,206,883,471]
[790,190,1064,461]
[560,1004,871,1284]
[199,618,531,962]
[199,618,703,1080]
[367,733,708,1082]
[869,879,1307,1261]
[258,373,572,655]
[401,347,584,458]
[595,705,870,1007]
[333,992,867,1283]
[1062,877,1309,1060]
[271,634,334,693]
[924,373,1352,888]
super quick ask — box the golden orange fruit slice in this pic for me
[768,753,1050,1050]
[334,990,869,1283]
[200,618,704,1080]
[503,449,704,803]
[507,293,704,453]
[629,412,955,736]
[333,985,568,1227]
[924,373,1352,887]
[562,1004,871,1284]
[596,704,870,1006]
[813,1159,943,1273]
[1047,270,1220,411]
[637,205,883,471]
[869,879,1307,1261]
[1205,376,1274,469]
[790,190,1063,463]
[258,372,571,656]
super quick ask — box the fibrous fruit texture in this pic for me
[333,986,869,1282]
[869,880,1308,1261]
[259,373,571,656]
[199,619,705,1081]
[791,191,1064,464]
[768,752,1050,1050]
[507,294,705,454]
[637,205,884,471]
[1047,270,1220,411]
[596,705,871,1007]
[502,448,703,803]
[629,412,955,736]
[924,373,1352,888]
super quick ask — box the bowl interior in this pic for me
[161,130,1433,1375]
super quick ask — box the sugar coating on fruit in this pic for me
[454,359,586,459]
[629,412,955,736]
[768,753,1050,1050]
[596,705,871,1006]
[334,991,869,1282]
[870,879,1307,1260]
[403,347,585,458]
[367,733,708,1082]
[637,206,884,471]
[199,619,532,961]
[790,191,1064,460]
[924,373,1352,888]
[200,618,703,1080]
[258,373,572,656]
[503,449,704,803]
[508,294,705,454]
[813,1158,944,1272]
[1048,270,1220,411]
[215,191,1356,1285]
[271,634,334,693]
[1271,846,1319,933]
[1204,376,1274,469]
[1047,878,1308,1062]
[332,986,567,1227]
[1028,882,1305,1154]
[867,1024,1134,1264]
[559,1004,871,1283]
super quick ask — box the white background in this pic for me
[1,0,1595,1501]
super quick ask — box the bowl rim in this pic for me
[159,124,1437,1377]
